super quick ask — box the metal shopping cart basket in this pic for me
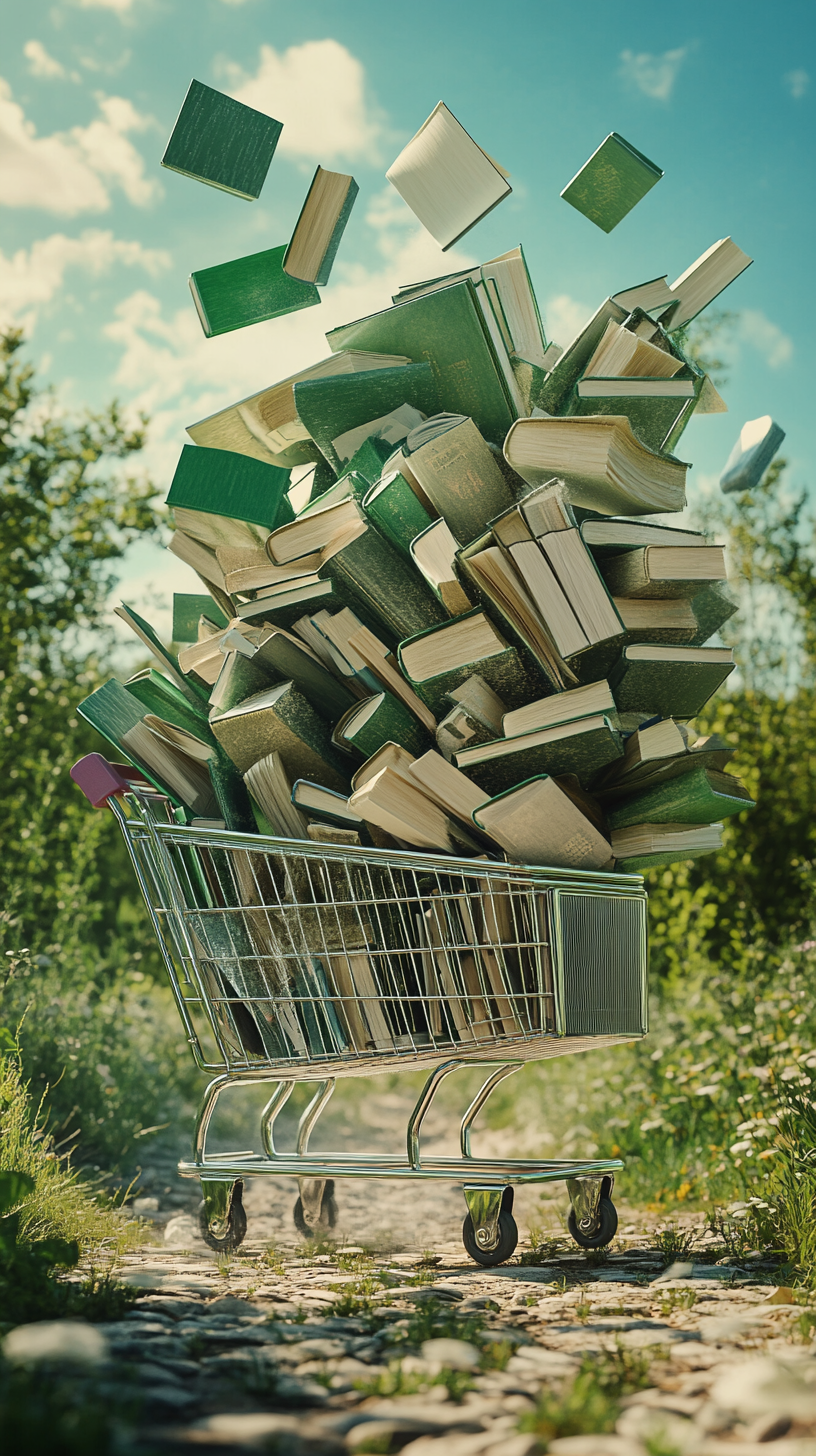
[72,754,648,1267]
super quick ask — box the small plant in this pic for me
[415,1249,442,1268]
[520,1345,652,1444]
[329,1274,386,1323]
[215,1253,231,1279]
[583,1245,611,1266]
[336,1250,375,1273]
[574,1297,592,1324]
[260,1244,285,1277]
[649,1224,697,1264]
[658,1288,697,1316]
[518,1228,563,1266]
[388,1296,486,1350]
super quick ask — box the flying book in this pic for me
[720,415,785,494]
[455,713,624,795]
[474,775,613,870]
[502,679,616,738]
[167,445,294,533]
[609,644,735,717]
[294,363,440,472]
[189,244,320,338]
[333,691,432,761]
[398,610,541,715]
[210,681,350,787]
[172,594,229,642]
[283,167,358,285]
[410,520,473,616]
[161,79,282,200]
[560,133,663,232]
[600,545,727,599]
[386,101,511,250]
[503,416,688,516]
[243,752,308,840]
[663,237,752,330]
[403,414,514,544]
[393,247,549,370]
[606,764,755,830]
[611,821,723,872]
[580,519,705,554]
[584,320,684,381]
[291,780,363,830]
[362,471,435,561]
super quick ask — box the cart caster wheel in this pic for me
[462,1209,518,1267]
[198,1182,247,1253]
[568,1196,618,1250]
[294,1178,338,1238]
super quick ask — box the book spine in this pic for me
[188,275,213,339]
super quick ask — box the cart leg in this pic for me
[294,1177,338,1238]
[462,1186,518,1267]
[199,1177,247,1253]
[566,1174,617,1250]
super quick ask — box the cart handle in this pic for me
[70,753,132,807]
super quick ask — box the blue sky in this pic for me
[1,0,813,639]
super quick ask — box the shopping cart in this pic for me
[71,753,649,1266]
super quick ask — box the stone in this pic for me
[2,1319,108,1367]
[616,1403,701,1452]
[176,1411,343,1451]
[712,1356,816,1422]
[164,1214,199,1247]
[206,1295,268,1317]
[421,1338,481,1371]
[132,1196,160,1213]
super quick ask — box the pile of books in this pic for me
[77,87,757,877]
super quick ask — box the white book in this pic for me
[386,102,511,250]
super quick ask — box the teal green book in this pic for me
[124,669,213,740]
[115,603,210,708]
[298,468,368,518]
[162,79,282,200]
[293,363,441,472]
[209,652,269,715]
[208,744,258,834]
[607,764,755,830]
[332,691,432,761]
[397,609,545,716]
[326,280,515,443]
[533,298,628,416]
[318,522,446,646]
[609,645,735,717]
[561,132,663,233]
[362,472,434,560]
[453,713,624,795]
[283,167,358,286]
[167,444,293,532]
[690,582,738,646]
[566,379,702,455]
[339,434,397,487]
[190,244,320,338]
[173,594,229,642]
[616,847,716,874]
[77,679,187,805]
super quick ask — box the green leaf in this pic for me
[0,1169,34,1217]
[0,1210,20,1256]
[33,1237,80,1268]
[0,1025,18,1057]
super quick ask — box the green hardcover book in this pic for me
[454,713,624,795]
[561,132,663,233]
[233,576,373,635]
[609,644,736,717]
[566,379,702,455]
[210,651,269,715]
[190,244,320,338]
[361,471,434,560]
[297,468,368,518]
[533,298,628,416]
[333,691,433,761]
[326,280,515,444]
[162,79,282,200]
[167,445,294,533]
[283,166,359,285]
[397,609,545,716]
[114,603,210,707]
[607,764,755,830]
[293,363,441,472]
[210,682,351,787]
[403,414,514,545]
[124,669,213,739]
[339,435,396,487]
[77,679,190,806]
[241,627,357,722]
[208,744,258,833]
[318,522,446,645]
[616,846,718,874]
[690,582,738,646]
[173,594,230,642]
[595,742,737,804]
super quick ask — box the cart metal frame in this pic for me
[72,755,648,1263]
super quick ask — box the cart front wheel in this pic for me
[568,1196,618,1250]
[294,1178,338,1238]
[198,1183,247,1253]
[462,1209,518,1267]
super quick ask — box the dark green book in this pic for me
[690,582,738,646]
[232,576,368,635]
[454,713,624,795]
[124,669,213,739]
[208,745,258,833]
[167,445,293,533]
[209,652,268,715]
[332,691,432,760]
[305,453,337,505]
[190,244,320,338]
[239,628,356,722]
[362,472,434,560]
[283,166,359,285]
[318,522,446,645]
[339,435,396,487]
[77,679,194,807]
[609,644,736,717]
[607,764,755,830]
[561,132,663,233]
[162,79,282,200]
[566,377,702,455]
[294,363,441,472]
[173,594,229,642]
[326,280,515,443]
[533,298,627,416]
[397,608,544,716]
[210,682,351,788]
[115,603,210,707]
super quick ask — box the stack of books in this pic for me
[79,85,756,882]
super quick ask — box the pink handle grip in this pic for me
[70,754,131,807]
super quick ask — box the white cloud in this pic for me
[739,310,793,369]
[784,69,810,99]
[619,46,688,101]
[544,293,594,348]
[77,0,137,11]
[24,40,68,79]
[224,40,384,163]
[0,79,159,213]
[0,229,170,328]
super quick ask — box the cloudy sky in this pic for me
[1,0,813,639]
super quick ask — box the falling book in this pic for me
[386,101,511,250]
[584,320,683,381]
[600,545,727,599]
[393,246,549,370]
[662,237,752,330]
[560,132,663,233]
[611,821,723,872]
[474,776,613,870]
[161,79,282,200]
[606,764,755,829]
[283,167,358,285]
[167,445,293,534]
[189,244,320,338]
[266,496,366,564]
[720,415,785,494]
[503,416,688,516]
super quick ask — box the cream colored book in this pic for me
[348,765,460,853]
[614,598,697,633]
[347,625,437,733]
[503,416,688,516]
[601,545,727,599]
[502,679,616,738]
[584,320,684,380]
[266,498,366,565]
[386,101,511,250]
[407,749,489,825]
[120,721,217,816]
[466,547,574,681]
[172,505,267,552]
[667,237,752,330]
[177,630,230,685]
[611,821,723,860]
[350,741,417,793]
[410,519,473,616]
[474,776,613,870]
[243,752,309,839]
[168,530,228,591]
[448,676,506,735]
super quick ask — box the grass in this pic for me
[520,1346,653,1445]
[649,1225,698,1264]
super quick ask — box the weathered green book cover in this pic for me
[609,648,736,717]
[566,382,700,455]
[116,603,210,707]
[362,472,433,560]
[397,611,542,716]
[616,846,716,873]
[294,363,441,472]
[211,652,268,715]
[339,435,396,487]
[78,680,182,804]
[333,691,432,760]
[326,281,515,443]
[190,244,320,338]
[124,669,212,739]
[607,764,755,829]
[456,718,624,795]
[235,576,372,635]
[561,133,663,233]
[595,742,737,804]
[250,631,357,722]
[162,79,282,200]
[689,582,738,646]
[173,593,229,642]
[211,682,351,787]
[318,524,446,644]
[167,445,294,532]
[284,168,359,285]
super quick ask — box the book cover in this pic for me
[210,682,351,787]
[565,381,701,455]
[319,524,446,646]
[362,472,434,560]
[404,415,514,544]
[248,629,358,723]
[283,167,359,285]
[689,582,738,647]
[398,611,544,717]
[124,669,212,740]
[208,744,258,833]
[456,534,571,692]
[172,594,229,642]
[161,79,282,200]
[190,244,320,338]
[167,445,294,533]
[455,715,624,795]
[533,298,627,416]
[561,132,663,233]
[720,415,786,494]
[333,691,432,761]
[385,101,511,250]
[341,435,398,488]
[326,281,515,443]
[473,775,613,870]
[114,604,210,707]
[607,764,755,829]
[294,363,441,472]
[609,646,736,717]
